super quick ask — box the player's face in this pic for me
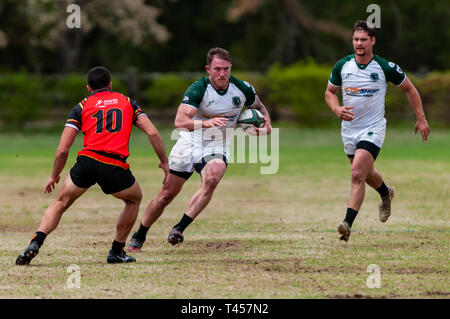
[206,56,232,90]
[352,30,375,57]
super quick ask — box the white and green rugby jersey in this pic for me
[329,54,406,128]
[179,75,257,150]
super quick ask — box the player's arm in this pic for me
[44,127,78,193]
[325,83,354,121]
[135,115,169,182]
[249,95,272,135]
[174,104,227,131]
[398,76,430,141]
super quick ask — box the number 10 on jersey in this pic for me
[92,108,123,133]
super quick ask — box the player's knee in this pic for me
[124,190,142,206]
[135,190,143,204]
[203,174,221,190]
[351,168,365,184]
[159,190,175,207]
[55,196,72,213]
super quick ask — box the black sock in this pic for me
[112,240,125,254]
[344,208,358,227]
[376,182,389,199]
[173,214,193,233]
[133,223,150,242]
[30,231,46,248]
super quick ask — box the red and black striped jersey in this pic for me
[65,89,147,160]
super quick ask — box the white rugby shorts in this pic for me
[168,136,228,174]
[341,120,386,156]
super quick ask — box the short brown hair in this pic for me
[206,47,232,65]
[353,20,375,38]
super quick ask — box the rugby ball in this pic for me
[237,109,265,129]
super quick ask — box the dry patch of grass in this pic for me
[0,129,449,298]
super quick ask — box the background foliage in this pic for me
[0,0,448,127]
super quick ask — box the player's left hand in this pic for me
[44,175,60,194]
[414,118,430,142]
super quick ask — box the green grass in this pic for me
[0,126,449,298]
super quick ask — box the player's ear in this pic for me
[87,85,93,94]
[108,82,112,90]
[205,65,210,74]
[371,36,376,46]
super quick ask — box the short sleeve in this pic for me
[129,98,148,122]
[229,75,256,106]
[181,79,206,108]
[329,64,342,86]
[65,102,83,131]
[383,61,406,86]
[374,55,406,86]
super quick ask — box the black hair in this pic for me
[352,20,375,38]
[87,66,111,91]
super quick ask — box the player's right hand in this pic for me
[44,176,60,194]
[203,117,227,128]
[335,106,354,121]
[159,162,170,185]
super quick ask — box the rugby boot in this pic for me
[16,241,40,265]
[379,186,395,222]
[167,228,184,246]
[127,234,144,253]
[107,249,136,264]
[337,221,351,242]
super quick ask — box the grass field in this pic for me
[0,125,449,299]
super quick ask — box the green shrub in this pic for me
[0,73,46,124]
[265,59,335,126]
[415,71,450,127]
[144,73,195,109]
[0,68,448,128]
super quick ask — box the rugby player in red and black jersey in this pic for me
[16,66,169,265]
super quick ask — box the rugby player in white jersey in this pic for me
[325,21,430,241]
[128,47,272,250]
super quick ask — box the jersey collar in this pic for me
[207,76,230,96]
[90,88,112,96]
[353,54,374,70]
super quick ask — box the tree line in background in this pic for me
[0,0,449,73]
[1,61,449,128]
[0,0,448,128]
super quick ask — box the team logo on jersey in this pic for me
[396,65,403,74]
[370,73,379,81]
[206,100,215,107]
[344,73,352,79]
[232,96,241,107]
[388,62,395,68]
[183,96,190,103]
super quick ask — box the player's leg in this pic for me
[365,166,395,222]
[96,164,141,263]
[143,174,187,227]
[338,148,374,241]
[128,173,187,252]
[348,148,374,211]
[167,158,227,245]
[129,138,194,251]
[16,175,88,265]
[38,175,88,234]
[350,152,395,223]
[111,181,143,243]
